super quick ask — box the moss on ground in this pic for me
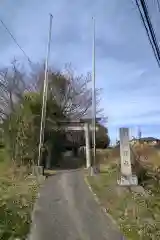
[87,162,160,240]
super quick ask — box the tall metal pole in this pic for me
[92,17,96,171]
[38,14,53,166]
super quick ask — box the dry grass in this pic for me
[87,161,160,240]
[133,145,160,167]
[87,146,160,240]
[97,145,160,179]
[96,148,120,164]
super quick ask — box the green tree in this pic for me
[3,91,66,166]
[95,123,110,148]
[1,61,109,167]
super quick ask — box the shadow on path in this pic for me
[44,156,85,177]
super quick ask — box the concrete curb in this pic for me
[84,176,125,238]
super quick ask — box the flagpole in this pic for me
[92,17,96,173]
[38,14,53,166]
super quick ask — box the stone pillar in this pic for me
[118,127,138,186]
[120,128,132,176]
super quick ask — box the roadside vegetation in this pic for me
[0,157,39,240]
[87,146,160,240]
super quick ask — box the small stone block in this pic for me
[117,175,138,186]
[32,166,43,176]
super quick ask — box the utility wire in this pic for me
[0,19,32,64]
[156,0,160,12]
[135,0,160,64]
[141,0,160,58]
[135,0,160,67]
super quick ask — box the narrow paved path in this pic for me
[29,170,125,240]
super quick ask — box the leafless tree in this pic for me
[28,63,103,120]
[0,60,26,121]
[28,63,105,148]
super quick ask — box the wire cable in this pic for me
[156,0,160,12]
[141,0,160,59]
[134,0,160,67]
[0,19,32,64]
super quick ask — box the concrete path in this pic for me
[29,169,125,240]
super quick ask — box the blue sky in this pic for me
[1,0,160,143]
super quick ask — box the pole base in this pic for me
[95,164,100,173]
[32,166,44,176]
[90,166,95,176]
[89,166,98,176]
[117,175,138,186]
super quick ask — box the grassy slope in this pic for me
[87,147,160,240]
[0,150,40,240]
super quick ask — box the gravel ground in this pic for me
[29,169,125,240]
